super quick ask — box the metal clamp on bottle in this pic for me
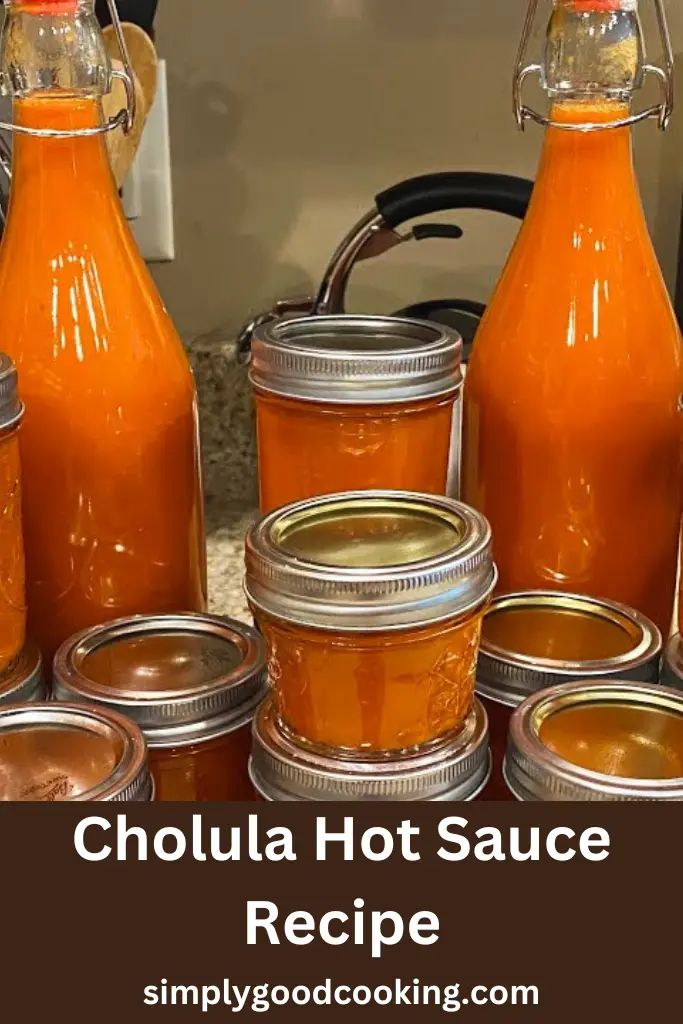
[514,0,674,132]
[0,0,136,137]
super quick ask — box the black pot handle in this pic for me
[377,171,533,228]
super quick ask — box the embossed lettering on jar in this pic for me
[245,491,496,752]
[53,614,266,801]
[250,316,462,513]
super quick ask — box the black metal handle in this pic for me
[377,172,533,229]
[412,223,465,242]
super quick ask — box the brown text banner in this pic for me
[1,803,676,1021]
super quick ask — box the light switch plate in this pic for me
[122,58,175,262]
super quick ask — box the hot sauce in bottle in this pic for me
[0,0,207,662]
[462,0,682,636]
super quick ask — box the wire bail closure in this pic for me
[0,0,136,138]
[513,0,674,132]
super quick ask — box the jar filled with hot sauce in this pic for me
[476,592,661,799]
[53,614,266,801]
[0,355,26,673]
[250,696,491,801]
[245,491,496,753]
[250,316,462,513]
[0,702,152,801]
[505,681,683,801]
[0,642,45,704]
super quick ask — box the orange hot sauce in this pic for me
[0,96,207,663]
[250,315,462,515]
[463,102,683,636]
[255,393,455,515]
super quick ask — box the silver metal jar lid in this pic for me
[250,314,463,405]
[250,697,490,801]
[0,642,45,704]
[0,354,24,433]
[661,633,683,689]
[53,613,268,748]
[0,701,152,801]
[477,591,661,707]
[505,680,683,801]
[245,490,496,631]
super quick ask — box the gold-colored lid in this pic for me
[505,681,683,801]
[0,703,152,802]
[477,592,661,707]
[245,491,496,631]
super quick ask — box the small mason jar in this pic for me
[53,613,267,801]
[0,355,26,673]
[0,702,152,801]
[250,697,490,801]
[245,490,496,753]
[250,315,462,513]
[0,641,45,704]
[475,592,661,799]
[505,680,683,801]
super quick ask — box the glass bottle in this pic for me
[0,0,207,663]
[462,0,683,637]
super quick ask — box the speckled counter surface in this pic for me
[206,506,256,622]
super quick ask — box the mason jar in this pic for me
[0,702,152,801]
[250,315,462,513]
[53,613,267,801]
[475,591,661,799]
[505,680,683,801]
[245,490,496,753]
[250,696,490,801]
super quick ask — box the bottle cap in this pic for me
[564,1,631,10]
[13,1,79,12]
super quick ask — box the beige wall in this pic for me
[152,0,683,341]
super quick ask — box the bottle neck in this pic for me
[2,2,120,211]
[11,93,114,188]
[534,99,641,219]
[544,1,643,109]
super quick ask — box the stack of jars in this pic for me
[242,313,493,801]
[244,312,683,803]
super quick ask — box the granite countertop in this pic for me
[206,506,257,622]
